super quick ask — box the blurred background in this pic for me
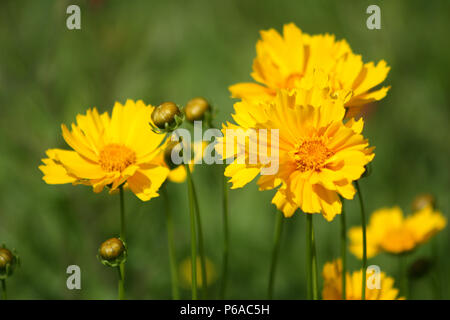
[0,0,448,299]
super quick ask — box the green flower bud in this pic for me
[408,257,433,279]
[185,97,211,122]
[0,246,19,279]
[151,102,182,130]
[164,141,183,170]
[98,237,127,268]
[412,193,436,212]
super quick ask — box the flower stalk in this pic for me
[268,210,284,299]
[185,163,198,300]
[118,186,126,300]
[355,180,367,300]
[1,279,6,300]
[306,213,319,300]
[162,185,180,300]
[340,200,347,300]
[219,166,229,299]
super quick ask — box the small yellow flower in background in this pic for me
[349,205,447,258]
[179,256,217,289]
[39,100,169,201]
[156,141,208,183]
[229,23,390,118]
[322,258,403,300]
[216,87,374,221]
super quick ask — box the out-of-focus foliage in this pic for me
[0,0,448,299]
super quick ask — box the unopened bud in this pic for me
[98,237,127,267]
[151,102,182,129]
[412,193,436,211]
[185,97,211,122]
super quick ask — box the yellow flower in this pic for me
[179,256,217,288]
[216,88,374,221]
[349,205,447,258]
[156,141,208,183]
[39,100,170,201]
[229,23,390,118]
[322,258,403,300]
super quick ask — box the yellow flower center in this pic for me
[379,228,416,254]
[293,139,334,172]
[99,144,137,172]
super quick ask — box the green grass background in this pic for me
[0,0,448,299]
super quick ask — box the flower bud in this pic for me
[0,246,19,279]
[185,97,211,122]
[408,257,433,279]
[151,102,182,130]
[412,193,436,212]
[164,141,183,170]
[98,237,127,267]
[0,249,13,270]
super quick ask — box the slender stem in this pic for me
[189,171,208,299]
[340,199,347,300]
[306,214,319,299]
[355,180,367,300]
[1,279,6,300]
[268,210,284,299]
[399,255,409,298]
[162,185,180,300]
[219,166,229,299]
[431,238,442,299]
[185,163,198,300]
[118,185,126,300]
[311,217,319,300]
[306,214,312,300]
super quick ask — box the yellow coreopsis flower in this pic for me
[216,87,374,221]
[39,100,170,201]
[322,259,403,300]
[229,23,390,118]
[349,205,447,258]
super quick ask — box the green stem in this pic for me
[118,186,126,300]
[268,211,284,299]
[185,163,198,300]
[1,279,6,300]
[219,166,229,300]
[189,170,208,299]
[306,214,318,300]
[306,214,312,300]
[355,180,367,300]
[431,238,442,299]
[162,185,180,300]
[311,217,319,300]
[340,200,347,300]
[399,255,409,298]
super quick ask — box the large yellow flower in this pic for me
[39,100,169,201]
[322,259,403,300]
[349,205,447,258]
[229,23,390,118]
[216,87,374,221]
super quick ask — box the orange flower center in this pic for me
[379,228,416,254]
[293,139,334,172]
[99,144,137,172]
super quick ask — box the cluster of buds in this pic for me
[97,237,127,268]
[150,97,213,134]
[0,245,19,280]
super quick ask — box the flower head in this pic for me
[39,100,169,201]
[229,23,390,118]
[349,205,447,258]
[322,258,403,300]
[216,88,374,221]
